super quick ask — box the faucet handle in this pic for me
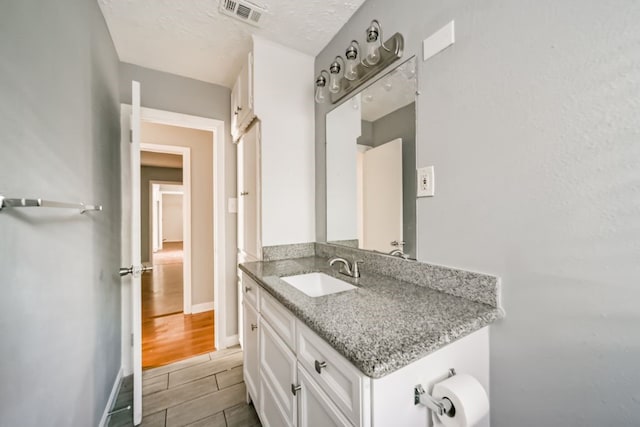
[352,260,364,278]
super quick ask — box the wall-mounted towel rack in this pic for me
[0,195,102,214]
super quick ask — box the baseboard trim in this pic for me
[191,301,214,314]
[99,367,123,427]
[220,334,240,349]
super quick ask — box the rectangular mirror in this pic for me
[325,57,417,259]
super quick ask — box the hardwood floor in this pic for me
[107,348,261,427]
[143,242,215,369]
[143,242,184,318]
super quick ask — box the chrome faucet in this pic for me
[388,249,409,259]
[329,257,363,279]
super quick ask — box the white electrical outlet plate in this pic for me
[417,166,435,197]
[228,197,237,213]
[423,21,455,62]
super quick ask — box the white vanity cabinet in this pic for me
[241,273,361,427]
[240,272,491,427]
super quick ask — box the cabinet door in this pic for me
[231,77,241,140]
[298,366,352,427]
[237,52,253,129]
[242,302,260,404]
[237,122,261,260]
[259,320,297,426]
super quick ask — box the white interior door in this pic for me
[130,81,143,425]
[362,138,403,253]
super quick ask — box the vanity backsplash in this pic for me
[262,242,502,308]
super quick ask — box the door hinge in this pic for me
[129,129,133,143]
[131,333,134,346]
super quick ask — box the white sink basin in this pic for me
[281,272,356,297]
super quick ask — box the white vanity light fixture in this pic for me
[315,70,329,104]
[314,19,403,104]
[365,20,383,65]
[344,40,360,81]
[328,56,345,94]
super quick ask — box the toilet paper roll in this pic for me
[431,374,489,427]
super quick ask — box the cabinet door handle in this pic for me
[314,360,327,374]
[291,384,302,396]
[237,106,243,111]
[251,323,258,331]
[240,191,249,196]
[244,286,252,293]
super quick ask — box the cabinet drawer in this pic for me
[296,322,368,427]
[242,273,260,309]
[260,291,296,351]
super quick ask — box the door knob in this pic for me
[119,265,153,277]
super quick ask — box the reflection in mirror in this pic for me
[326,57,417,259]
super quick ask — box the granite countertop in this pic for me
[239,256,503,379]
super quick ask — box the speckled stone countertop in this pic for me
[239,256,503,379]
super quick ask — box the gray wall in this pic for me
[140,167,183,262]
[0,1,121,426]
[316,0,640,425]
[369,103,417,258]
[119,64,239,338]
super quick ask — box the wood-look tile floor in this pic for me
[107,347,261,427]
[142,242,215,369]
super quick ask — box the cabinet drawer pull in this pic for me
[314,360,327,374]
[251,323,258,331]
[291,384,302,396]
[240,191,249,196]
[244,286,252,293]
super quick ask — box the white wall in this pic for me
[252,36,316,246]
[162,193,183,242]
[315,0,640,425]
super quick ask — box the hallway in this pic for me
[143,243,215,369]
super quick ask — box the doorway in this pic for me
[139,135,215,369]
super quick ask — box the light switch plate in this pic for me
[417,166,435,197]
[228,197,237,213]
[423,21,455,62]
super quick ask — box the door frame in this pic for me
[120,104,229,375]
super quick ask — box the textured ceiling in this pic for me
[98,0,366,88]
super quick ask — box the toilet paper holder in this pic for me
[414,368,457,417]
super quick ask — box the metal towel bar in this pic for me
[0,195,102,214]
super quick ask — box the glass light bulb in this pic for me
[366,40,380,65]
[329,73,341,94]
[403,60,416,79]
[383,77,393,92]
[315,86,326,103]
[344,58,358,81]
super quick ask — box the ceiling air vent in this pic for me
[219,0,266,27]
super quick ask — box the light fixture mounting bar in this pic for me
[330,32,404,104]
